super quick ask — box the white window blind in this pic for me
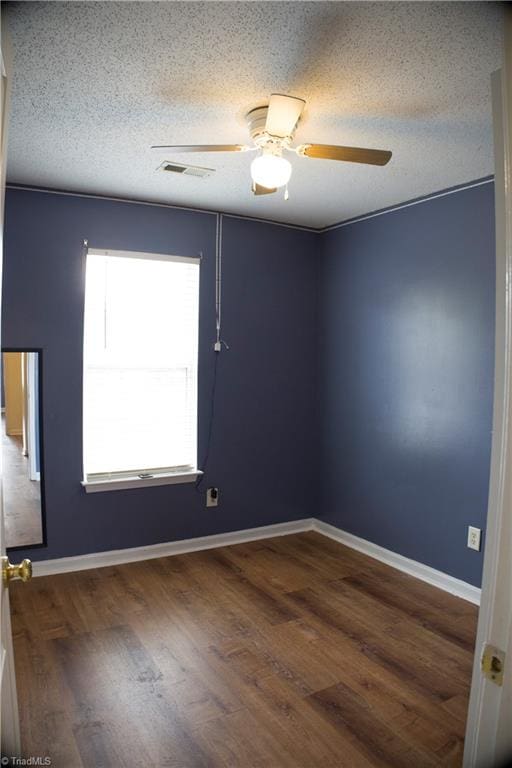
[83,248,200,481]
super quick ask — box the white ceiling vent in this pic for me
[157,161,214,178]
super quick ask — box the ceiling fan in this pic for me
[152,93,392,198]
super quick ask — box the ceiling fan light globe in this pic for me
[250,155,292,190]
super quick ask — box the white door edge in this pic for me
[463,10,512,766]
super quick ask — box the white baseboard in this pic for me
[312,519,481,605]
[32,518,315,577]
[31,516,481,605]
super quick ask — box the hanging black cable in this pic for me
[196,213,227,490]
[195,349,219,491]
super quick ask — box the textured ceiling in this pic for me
[5,1,504,228]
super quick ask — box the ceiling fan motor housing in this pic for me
[246,106,269,141]
[245,106,292,151]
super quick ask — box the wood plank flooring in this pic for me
[2,415,43,548]
[9,532,478,767]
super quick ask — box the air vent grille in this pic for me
[158,161,214,178]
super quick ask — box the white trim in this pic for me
[87,247,201,265]
[6,184,218,218]
[32,519,315,576]
[6,179,493,234]
[312,520,481,605]
[26,352,39,482]
[30,516,480,605]
[221,211,317,233]
[82,469,202,493]
[5,184,318,233]
[321,177,494,233]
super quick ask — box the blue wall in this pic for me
[318,182,495,586]
[3,183,496,587]
[3,189,318,560]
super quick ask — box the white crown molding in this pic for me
[6,178,492,234]
[30,516,480,605]
[5,184,318,233]
[313,519,481,605]
[320,177,494,233]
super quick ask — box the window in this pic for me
[82,248,200,491]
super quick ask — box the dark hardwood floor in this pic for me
[9,531,478,767]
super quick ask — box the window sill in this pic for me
[82,470,202,493]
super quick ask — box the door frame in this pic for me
[463,9,512,767]
[26,353,39,482]
[0,16,21,758]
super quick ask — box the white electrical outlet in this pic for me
[467,526,481,551]
[206,487,219,508]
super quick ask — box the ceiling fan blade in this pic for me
[297,144,392,166]
[252,183,277,196]
[265,94,305,138]
[151,144,250,152]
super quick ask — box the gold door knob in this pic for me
[1,556,32,584]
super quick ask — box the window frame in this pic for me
[81,246,202,493]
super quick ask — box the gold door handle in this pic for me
[1,556,32,584]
